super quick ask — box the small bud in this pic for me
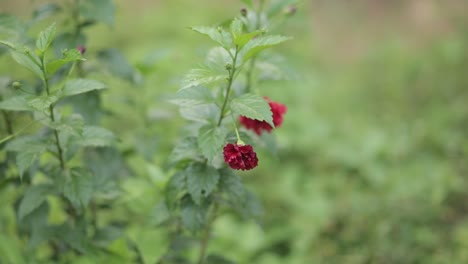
[284,5,297,16]
[12,81,21,90]
[240,8,247,17]
[76,45,86,55]
[217,26,223,33]
[225,63,233,71]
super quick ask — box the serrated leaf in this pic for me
[80,126,115,147]
[180,195,208,232]
[179,104,219,123]
[0,96,32,111]
[80,0,115,26]
[169,86,213,107]
[48,114,84,136]
[18,184,53,220]
[235,30,264,48]
[219,169,247,207]
[63,168,94,208]
[36,22,56,52]
[168,137,203,167]
[61,78,106,98]
[165,171,187,209]
[241,35,291,62]
[181,66,227,90]
[28,95,58,113]
[190,26,233,49]
[10,49,43,78]
[16,146,45,178]
[197,124,227,162]
[186,164,220,205]
[231,93,273,126]
[230,18,243,40]
[47,49,84,75]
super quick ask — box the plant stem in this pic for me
[197,202,219,264]
[2,110,13,135]
[40,55,66,170]
[217,46,240,127]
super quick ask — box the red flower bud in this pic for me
[239,97,287,135]
[77,45,86,55]
[223,143,258,170]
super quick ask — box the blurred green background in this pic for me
[2,0,468,263]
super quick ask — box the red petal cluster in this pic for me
[76,45,86,55]
[223,143,258,170]
[239,97,287,135]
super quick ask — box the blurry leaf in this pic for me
[168,137,203,167]
[36,22,56,53]
[97,48,139,83]
[18,184,53,220]
[53,32,86,56]
[197,124,227,162]
[190,26,233,49]
[186,163,220,205]
[181,66,227,90]
[231,93,273,126]
[80,0,115,26]
[7,137,47,179]
[0,96,32,111]
[230,18,243,40]
[180,195,208,232]
[47,48,83,75]
[62,168,94,208]
[165,171,187,209]
[219,169,247,207]
[0,14,26,37]
[235,30,264,48]
[241,35,291,62]
[206,46,231,68]
[169,85,213,107]
[80,126,115,147]
[151,201,171,226]
[48,114,84,136]
[28,95,58,113]
[61,78,106,98]
[16,149,43,179]
[10,48,43,78]
[267,0,300,17]
[32,3,62,22]
[179,103,219,123]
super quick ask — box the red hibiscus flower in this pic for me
[239,97,287,135]
[223,143,258,170]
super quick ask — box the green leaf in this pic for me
[36,22,56,52]
[47,49,84,75]
[206,255,236,264]
[241,35,291,62]
[190,26,233,49]
[181,66,227,90]
[28,95,58,113]
[219,169,247,207]
[169,85,213,107]
[186,164,220,205]
[18,184,53,220]
[10,48,43,78]
[80,0,115,26]
[180,195,208,232]
[62,168,94,208]
[197,124,227,162]
[231,93,273,126]
[0,96,32,111]
[61,78,106,98]
[80,126,115,147]
[16,149,43,178]
[168,137,204,167]
[235,30,264,48]
[7,136,47,178]
[48,114,84,136]
[165,171,187,209]
[179,104,219,123]
[230,18,243,41]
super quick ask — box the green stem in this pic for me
[40,55,66,170]
[2,110,13,135]
[217,46,240,127]
[197,202,219,264]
